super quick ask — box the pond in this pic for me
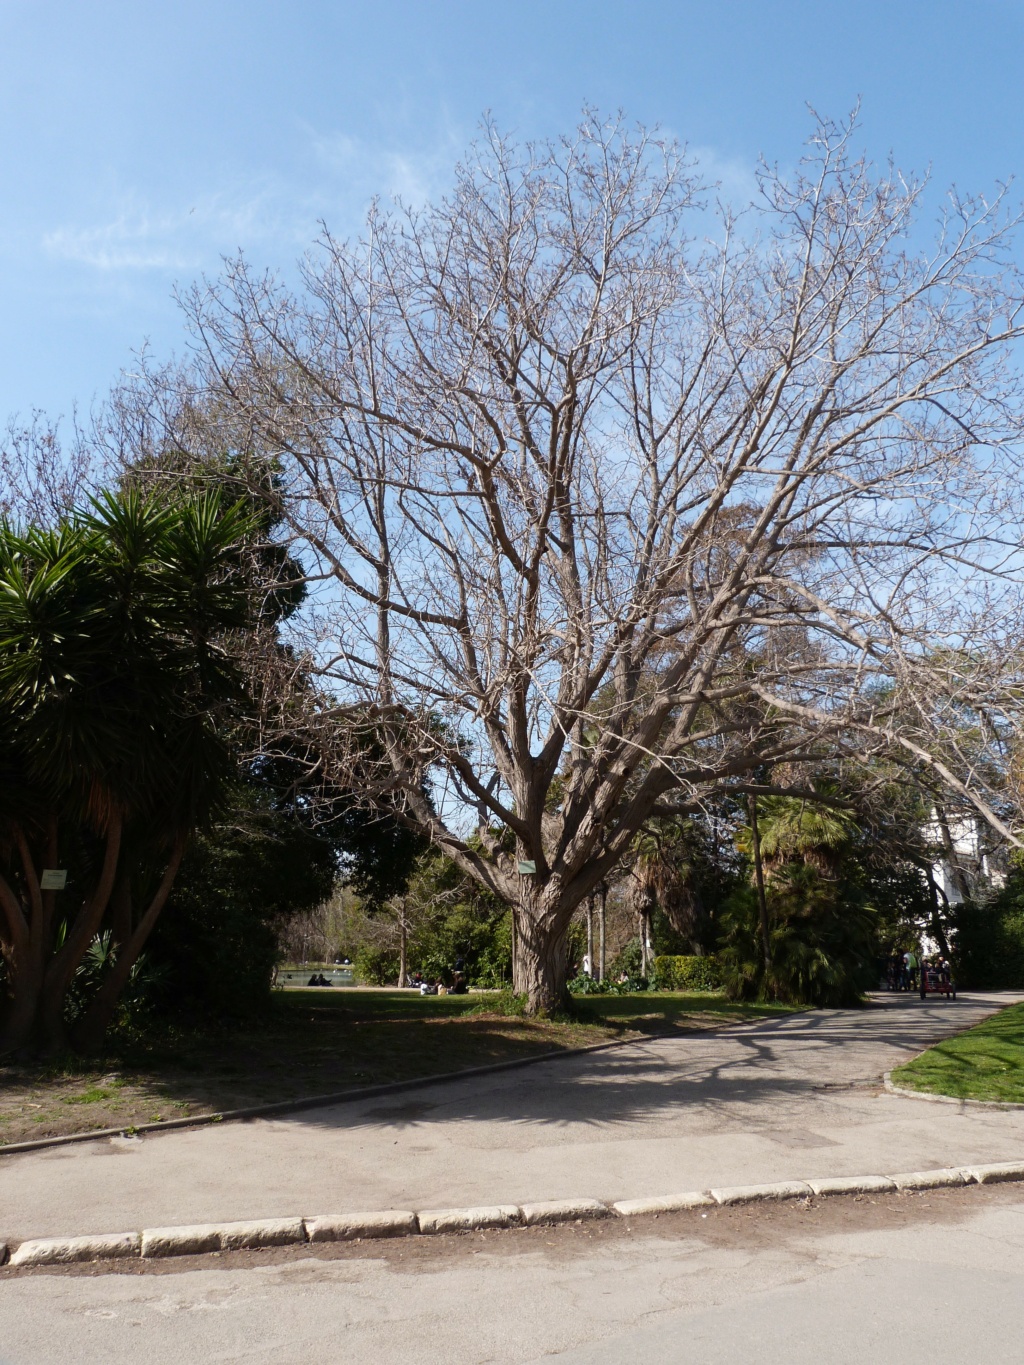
[275,967,356,988]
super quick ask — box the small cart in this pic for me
[920,964,956,1000]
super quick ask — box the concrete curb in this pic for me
[6,1163,1024,1269]
[808,1175,895,1196]
[521,1199,610,1226]
[709,1181,812,1205]
[0,1037,637,1158]
[883,1071,1024,1110]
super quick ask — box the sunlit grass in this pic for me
[892,1001,1024,1103]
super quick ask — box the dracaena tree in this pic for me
[149,109,1024,1013]
[0,490,251,1052]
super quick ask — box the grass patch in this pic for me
[0,987,797,1146]
[892,1000,1024,1104]
[63,1086,115,1105]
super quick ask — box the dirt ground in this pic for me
[0,1012,617,1146]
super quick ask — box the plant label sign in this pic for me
[40,869,67,891]
[516,860,537,875]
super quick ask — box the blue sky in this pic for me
[2,0,1022,426]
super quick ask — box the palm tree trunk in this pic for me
[110,871,133,947]
[0,821,61,1053]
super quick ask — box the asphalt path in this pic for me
[2,1182,1023,1363]
[2,992,1022,1244]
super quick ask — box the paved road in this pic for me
[2,992,1022,1243]
[2,1183,1023,1363]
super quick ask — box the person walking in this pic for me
[905,949,919,991]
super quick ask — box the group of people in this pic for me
[410,971,469,996]
[885,949,952,992]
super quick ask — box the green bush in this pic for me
[651,955,723,991]
[951,882,1024,989]
[568,973,609,994]
[145,775,340,1021]
[569,973,649,995]
[354,944,400,986]
[608,936,644,981]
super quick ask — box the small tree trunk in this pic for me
[924,867,952,957]
[398,908,408,988]
[598,883,606,982]
[748,795,772,973]
[585,896,594,976]
[935,805,972,903]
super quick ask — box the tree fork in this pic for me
[73,838,185,1053]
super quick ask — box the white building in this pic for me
[925,808,1006,905]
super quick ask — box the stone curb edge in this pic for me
[5,1162,1024,1269]
[0,1037,640,1158]
[883,1071,1024,1110]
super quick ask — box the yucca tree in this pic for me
[0,490,251,1052]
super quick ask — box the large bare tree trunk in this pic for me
[512,887,569,1014]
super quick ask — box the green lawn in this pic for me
[0,988,799,1146]
[892,1000,1024,1104]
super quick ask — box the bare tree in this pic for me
[166,110,1024,1012]
[0,412,98,524]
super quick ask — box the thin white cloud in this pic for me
[307,123,463,208]
[41,124,465,278]
[42,184,297,273]
[43,220,192,271]
[40,124,761,280]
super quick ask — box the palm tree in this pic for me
[723,793,872,1006]
[0,490,251,1052]
[748,797,856,880]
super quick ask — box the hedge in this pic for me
[651,954,723,992]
